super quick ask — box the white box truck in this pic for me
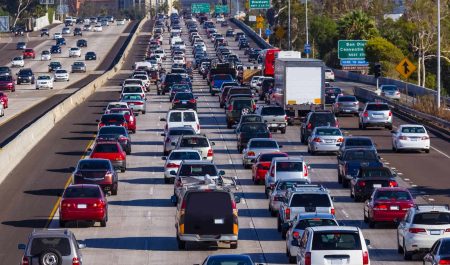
[271,58,325,124]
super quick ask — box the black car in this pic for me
[221,21,229,27]
[350,167,398,202]
[236,122,271,153]
[85,51,97,60]
[96,126,132,154]
[16,42,26,50]
[234,32,245,41]
[169,84,191,101]
[73,28,82,36]
[325,87,343,104]
[56,38,66,45]
[76,39,87,47]
[248,49,261,63]
[300,111,338,143]
[238,40,250,50]
[50,45,61,54]
[16,68,35,85]
[226,29,235,37]
[48,61,62,72]
[12,26,24,36]
[40,28,49,37]
[172,92,197,110]
[337,148,383,188]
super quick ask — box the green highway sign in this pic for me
[338,40,367,60]
[215,5,229,13]
[191,3,210,13]
[249,0,270,9]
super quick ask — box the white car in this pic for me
[162,150,202,184]
[216,15,225,22]
[325,69,335,82]
[392,124,430,153]
[53,32,62,39]
[54,69,69,82]
[35,75,54,89]
[153,54,163,64]
[194,42,206,52]
[121,85,145,99]
[83,24,92,31]
[0,103,4,117]
[105,102,129,113]
[173,56,185,64]
[93,25,103,32]
[379,85,401,100]
[41,50,51,61]
[69,47,81,57]
[116,19,125,25]
[397,204,450,260]
[11,56,24,67]
[161,110,201,134]
[250,76,264,90]
[296,226,371,265]
[154,49,166,60]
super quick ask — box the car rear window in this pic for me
[312,231,362,250]
[277,180,309,190]
[169,151,201,160]
[165,74,183,82]
[101,115,125,123]
[261,107,286,116]
[175,93,194,100]
[413,213,450,225]
[78,160,109,170]
[214,74,233,81]
[296,218,338,230]
[183,112,196,122]
[382,85,397,91]
[250,140,278,148]
[240,123,267,133]
[343,150,378,161]
[122,94,143,100]
[30,237,71,256]
[291,194,331,207]
[345,138,373,147]
[109,109,131,116]
[276,162,302,172]
[123,86,142,93]
[94,143,119,153]
[64,187,100,198]
[242,115,262,123]
[169,129,195,136]
[366,104,390,111]
[180,137,209,148]
[311,113,336,124]
[99,126,127,135]
[229,89,251,95]
[374,190,412,201]
[401,127,426,134]
[316,128,342,136]
[233,99,252,109]
[179,164,217,176]
[337,96,357,102]
[260,153,288,162]
[361,168,391,178]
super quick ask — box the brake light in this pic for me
[247,151,255,156]
[304,164,308,177]
[374,204,388,210]
[92,200,105,208]
[269,132,272,138]
[421,136,429,140]
[197,124,200,131]
[21,257,29,265]
[363,251,369,265]
[189,99,196,103]
[61,201,73,208]
[252,104,256,111]
[389,180,398,187]
[399,136,408,140]
[331,208,335,215]
[133,101,144,105]
[313,137,322,143]
[284,115,288,121]
[173,99,180,103]
[409,228,426,233]
[358,181,366,187]
[166,163,179,168]
[335,120,339,128]
[445,228,450,232]
[305,252,311,265]
[388,111,392,117]
[118,136,128,142]
[292,231,300,238]
[307,123,312,130]
[228,104,233,111]
[285,207,291,220]
[207,149,213,157]
[363,111,369,117]
[439,260,450,265]
[337,137,344,143]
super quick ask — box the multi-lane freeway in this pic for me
[0,13,449,265]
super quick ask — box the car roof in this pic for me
[273,157,304,162]
[310,226,359,232]
[249,138,277,142]
[180,160,215,165]
[30,229,73,238]
[374,187,410,192]
[297,213,336,220]
[67,183,100,189]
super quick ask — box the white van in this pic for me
[161,110,200,134]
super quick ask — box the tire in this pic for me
[425,149,430,153]
[230,241,238,249]
[58,219,65,228]
[277,216,282,232]
[358,122,362,129]
[227,121,232,129]
[39,248,62,265]
[280,128,286,134]
[387,125,393,130]
[100,214,107,227]
[397,234,403,254]
[363,210,368,223]
[142,111,146,114]
[368,219,375,228]
[288,254,296,264]
[281,228,287,239]
[121,167,125,173]
[164,178,170,184]
[403,239,413,260]
[338,173,342,184]
[177,236,186,250]
[343,178,349,188]
[111,183,118,195]
[270,208,277,217]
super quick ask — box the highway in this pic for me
[0,15,448,265]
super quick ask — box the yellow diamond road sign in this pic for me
[275,27,285,38]
[256,16,264,23]
[395,58,416,79]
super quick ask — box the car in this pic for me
[62,27,71,34]
[364,187,414,228]
[95,124,134,155]
[73,27,82,36]
[258,77,274,101]
[221,87,252,108]
[285,213,339,263]
[16,68,35,84]
[69,47,82,57]
[18,229,85,265]
[123,78,145,91]
[359,102,393,130]
[255,105,288,134]
[107,108,137,134]
[93,25,103,32]
[89,141,127,172]
[338,136,377,156]
[337,148,383,188]
[307,126,344,154]
[226,98,257,129]
[53,32,62,39]
[16,42,26,50]
[121,85,145,99]
[51,45,62,54]
[132,74,150,91]
[116,19,125,25]
[162,150,202,184]
[162,126,196,156]
[391,124,430,153]
[199,254,259,265]
[0,66,12,77]
[172,92,197,110]
[71,158,119,195]
[154,49,166,60]
[235,32,245,41]
[252,152,288,185]
[236,122,270,153]
[97,113,128,130]
[83,24,92,31]
[104,102,129,113]
[324,86,343,104]
[332,95,359,116]
[0,92,9,109]
[278,184,335,237]
[250,76,264,90]
[56,37,66,46]
[295,226,371,265]
[76,39,87,47]
[264,157,310,196]
[378,85,401,100]
[300,111,338,144]
[210,74,235,95]
[120,93,147,114]
[235,114,263,132]
[22,49,35,59]
[242,138,281,169]
[324,69,335,81]
[59,184,108,227]
[161,109,200,134]
[0,76,15,92]
[350,166,398,202]
[54,69,70,82]
[48,61,62,72]
[41,50,51,61]
[226,29,235,37]
[398,204,450,260]
[268,177,311,216]
[248,49,261,62]
[71,61,87,73]
[173,134,215,161]
[35,75,54,89]
[238,39,250,50]
[11,56,24,67]
[423,238,450,265]
[85,51,97,60]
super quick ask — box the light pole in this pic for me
[288,0,291,50]
[437,0,441,108]
[305,0,309,58]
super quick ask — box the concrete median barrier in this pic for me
[0,17,148,184]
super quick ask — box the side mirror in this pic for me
[18,243,26,250]
[170,195,178,204]
[69,166,75,172]
[161,156,167,160]
[234,195,241,203]
[279,145,283,148]
[365,239,371,246]
[160,118,166,122]
[169,170,176,176]
[160,133,165,136]
[211,142,215,146]
[219,170,225,175]
[171,142,176,146]
[95,119,100,122]
[78,243,86,249]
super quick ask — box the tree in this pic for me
[365,36,404,78]
[11,0,33,27]
[309,15,338,59]
[337,10,379,40]
[172,0,181,12]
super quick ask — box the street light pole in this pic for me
[305,0,309,58]
[288,0,291,50]
[437,0,441,109]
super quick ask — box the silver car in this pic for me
[162,149,201,183]
[359,102,393,130]
[264,157,310,196]
[162,126,196,155]
[120,93,147,114]
[62,27,71,34]
[242,138,281,168]
[379,85,401,100]
[173,134,215,161]
[307,126,344,154]
[268,178,310,216]
[332,95,359,116]
[71,61,86,73]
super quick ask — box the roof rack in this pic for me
[289,184,326,192]
[179,175,238,192]
[414,204,449,211]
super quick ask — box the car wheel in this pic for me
[288,253,296,264]
[425,149,430,153]
[387,125,393,130]
[177,236,186,250]
[100,214,107,227]
[227,122,232,129]
[164,178,170,184]
[343,179,349,188]
[58,219,65,228]
[368,218,375,228]
[39,248,62,265]
[277,216,282,232]
[397,233,403,254]
[280,128,286,134]
[230,241,238,249]
[363,210,368,223]
[111,183,118,195]
[142,110,146,114]
[338,173,342,184]
[403,239,413,260]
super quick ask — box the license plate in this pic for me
[430,230,441,235]
[214,219,224,224]
[390,205,399,210]
[330,259,343,265]
[331,96,335,98]
[182,101,187,104]
[373,184,382,188]
[77,204,87,209]
[325,140,333,143]
[410,138,418,141]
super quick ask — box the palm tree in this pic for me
[337,10,379,40]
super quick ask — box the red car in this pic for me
[59,184,108,227]
[90,141,127,172]
[108,108,137,133]
[0,76,15,92]
[363,187,414,228]
[0,92,8,109]
[251,152,288,184]
[97,113,128,130]
[22,48,35,59]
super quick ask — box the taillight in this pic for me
[389,180,398,187]
[228,104,233,111]
[363,251,369,265]
[21,256,29,265]
[445,228,450,232]
[207,149,213,157]
[189,99,196,103]
[439,260,450,265]
[337,137,344,143]
[247,151,255,156]
[363,111,369,117]
[358,181,366,187]
[285,207,291,220]
[331,208,335,215]
[92,200,104,208]
[252,104,256,111]
[399,136,408,140]
[284,115,288,121]
[61,201,72,208]
[73,257,80,265]
[173,99,180,103]
[118,136,127,142]
[409,228,426,233]
[166,163,179,168]
[304,164,308,177]
[268,133,272,138]
[374,204,388,210]
[196,124,200,131]
[292,231,300,238]
[305,252,311,265]
[388,111,392,116]
[421,136,429,140]
[313,137,322,143]
[307,123,312,130]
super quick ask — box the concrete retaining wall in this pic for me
[0,18,148,184]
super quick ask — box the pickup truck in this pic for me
[337,148,383,188]
[255,105,288,134]
[210,74,234,96]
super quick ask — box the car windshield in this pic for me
[108,109,131,116]
[78,160,110,170]
[413,213,450,225]
[366,104,390,111]
[360,169,391,178]
[214,74,233,81]
[242,115,262,123]
[337,96,357,102]
[240,123,267,133]
[345,138,373,147]
[99,126,127,135]
[42,51,50,54]
[315,128,342,136]
[401,127,426,134]
[296,219,338,230]
[169,151,201,160]
[205,256,253,265]
[172,84,190,90]
[94,143,119,153]
[374,190,412,201]
[276,162,302,172]
[175,93,194,100]
[122,94,143,100]
[179,164,217,176]
[50,62,61,66]
[73,62,84,66]
[233,99,252,109]
[55,70,67,74]
[250,140,277,148]
[13,57,22,60]
[277,180,309,190]
[261,107,285,116]
[183,112,196,122]
[344,150,378,161]
[0,76,12,81]
[312,231,362,250]
[30,237,71,256]
[123,87,142,93]
[180,137,209,148]
[382,86,397,91]
[38,76,51,80]
[64,187,100,198]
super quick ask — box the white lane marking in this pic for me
[228,158,233,164]
[411,184,418,187]
[146,211,152,219]
[249,222,254,229]
[428,198,435,201]
[341,210,350,218]
[241,198,246,204]
[149,187,154,195]
[384,162,390,165]
[397,172,404,176]
[391,167,396,170]
[404,178,409,181]
[431,146,450,159]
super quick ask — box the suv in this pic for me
[18,229,85,265]
[359,102,393,130]
[278,184,335,237]
[161,110,200,134]
[255,105,288,134]
[226,98,256,128]
[397,204,450,260]
[173,134,215,161]
[300,111,338,144]
[162,126,196,155]
[16,68,35,84]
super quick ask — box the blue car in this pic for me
[56,38,66,46]
[210,74,234,95]
[50,45,61,54]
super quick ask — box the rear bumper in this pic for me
[60,209,106,221]
[111,160,126,169]
[266,122,287,129]
[310,143,340,152]
[372,210,407,222]
[179,234,238,242]
[336,107,358,114]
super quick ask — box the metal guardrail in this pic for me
[229,18,272,49]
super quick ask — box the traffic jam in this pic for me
[16,11,450,265]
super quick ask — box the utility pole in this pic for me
[437,0,441,109]
[305,0,309,58]
[288,0,291,50]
